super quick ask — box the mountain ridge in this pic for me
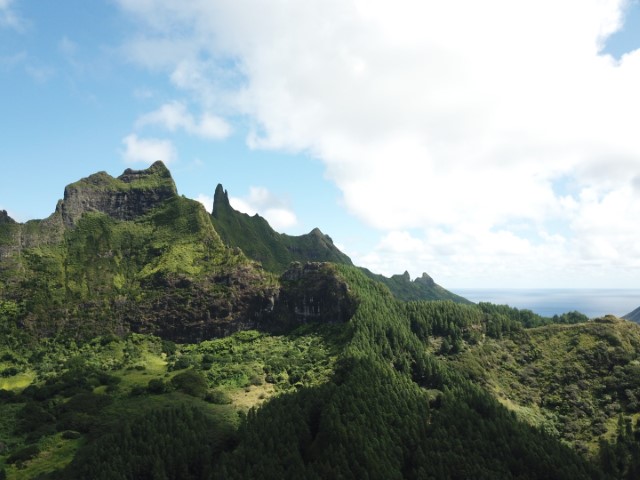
[0,163,281,342]
[211,183,353,272]
[211,182,469,304]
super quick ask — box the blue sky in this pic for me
[1,0,640,289]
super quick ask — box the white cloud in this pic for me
[195,194,213,213]
[193,186,299,231]
[0,0,24,30]
[121,134,176,165]
[229,186,298,231]
[136,101,231,139]
[116,0,640,286]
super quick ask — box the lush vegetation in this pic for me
[0,326,343,478]
[1,193,276,342]
[3,163,640,478]
[211,184,468,304]
[211,185,352,274]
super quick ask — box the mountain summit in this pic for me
[0,164,279,341]
[59,160,178,227]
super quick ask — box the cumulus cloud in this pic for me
[229,187,298,231]
[121,134,176,165]
[116,0,640,286]
[136,101,231,139]
[194,186,298,231]
[195,194,214,213]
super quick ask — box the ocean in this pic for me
[452,289,640,319]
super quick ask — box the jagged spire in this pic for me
[212,184,231,216]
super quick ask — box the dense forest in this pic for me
[3,264,639,478]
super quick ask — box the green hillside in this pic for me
[211,184,353,272]
[450,315,640,454]
[211,184,469,304]
[0,266,607,479]
[0,163,277,342]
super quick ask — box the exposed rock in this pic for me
[60,161,178,227]
[212,183,231,214]
[0,210,16,224]
[272,262,357,329]
[414,272,435,287]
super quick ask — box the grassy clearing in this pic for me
[116,351,169,391]
[229,382,276,411]
[5,434,81,480]
[0,372,34,391]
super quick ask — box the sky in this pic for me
[1,0,640,290]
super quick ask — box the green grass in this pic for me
[5,434,81,480]
[0,372,34,391]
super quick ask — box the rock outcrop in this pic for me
[271,262,357,329]
[60,161,178,227]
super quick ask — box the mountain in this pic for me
[0,162,279,342]
[211,184,353,272]
[623,306,640,323]
[211,183,469,304]
[360,268,471,304]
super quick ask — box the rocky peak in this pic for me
[212,184,231,215]
[414,272,435,287]
[59,161,178,227]
[391,271,412,283]
[0,210,16,225]
[118,160,173,184]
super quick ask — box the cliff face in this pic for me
[270,262,357,330]
[60,161,178,227]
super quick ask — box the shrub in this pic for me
[147,378,168,394]
[205,389,232,404]
[130,385,146,396]
[161,339,177,355]
[0,367,19,377]
[171,370,208,398]
[6,444,40,464]
[171,356,192,371]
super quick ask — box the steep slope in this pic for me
[623,305,640,323]
[0,163,278,342]
[361,268,472,304]
[448,315,640,455]
[211,184,352,272]
[211,184,469,304]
